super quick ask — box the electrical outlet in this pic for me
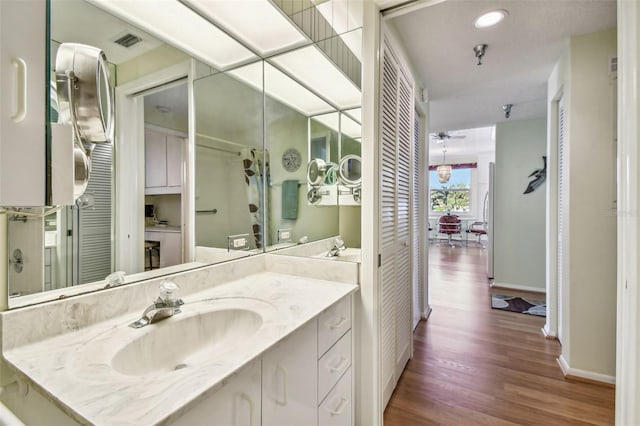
[228,234,250,251]
[278,229,292,243]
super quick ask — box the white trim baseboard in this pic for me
[490,282,546,293]
[541,326,557,340]
[557,355,616,385]
[422,306,432,321]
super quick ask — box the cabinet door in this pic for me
[166,135,183,188]
[0,0,46,206]
[170,360,261,426]
[161,232,182,267]
[145,130,167,188]
[262,320,318,426]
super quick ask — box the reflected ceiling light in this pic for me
[88,0,256,69]
[344,107,362,123]
[315,1,363,60]
[228,62,334,116]
[341,115,361,140]
[474,10,508,28]
[270,46,361,109]
[182,0,308,56]
[312,113,340,134]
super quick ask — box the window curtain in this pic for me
[241,148,270,249]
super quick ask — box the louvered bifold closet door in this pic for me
[394,69,413,380]
[78,143,113,284]
[557,98,566,344]
[411,111,422,330]
[380,41,399,407]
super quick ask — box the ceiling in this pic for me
[428,126,494,161]
[52,0,164,65]
[387,0,617,133]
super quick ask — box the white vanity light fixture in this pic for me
[344,107,361,124]
[182,0,308,56]
[340,113,361,140]
[474,10,508,29]
[315,0,363,61]
[312,113,340,134]
[228,62,334,116]
[270,45,361,110]
[87,0,256,70]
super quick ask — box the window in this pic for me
[429,167,472,213]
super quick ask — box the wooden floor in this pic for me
[383,244,615,425]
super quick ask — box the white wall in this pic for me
[494,118,547,291]
[563,28,617,379]
[194,146,254,249]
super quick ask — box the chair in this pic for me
[144,240,160,271]
[466,221,488,247]
[438,214,462,247]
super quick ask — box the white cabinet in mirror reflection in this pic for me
[144,229,182,269]
[144,127,185,195]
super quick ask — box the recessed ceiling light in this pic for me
[474,10,508,29]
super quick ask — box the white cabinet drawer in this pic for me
[318,330,351,402]
[318,367,352,426]
[318,295,351,356]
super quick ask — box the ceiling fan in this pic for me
[431,131,466,143]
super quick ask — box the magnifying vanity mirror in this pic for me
[338,155,362,187]
[307,158,327,186]
[5,0,362,307]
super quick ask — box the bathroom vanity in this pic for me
[0,254,358,425]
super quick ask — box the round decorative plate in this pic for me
[282,148,302,172]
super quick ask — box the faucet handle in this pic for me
[159,280,181,303]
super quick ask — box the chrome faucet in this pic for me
[326,237,346,257]
[129,280,184,328]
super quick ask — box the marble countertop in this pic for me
[3,272,358,426]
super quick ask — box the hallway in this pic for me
[383,245,615,425]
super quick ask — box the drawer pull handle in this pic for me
[330,397,348,416]
[329,316,347,330]
[240,392,254,426]
[329,356,349,373]
[276,365,288,406]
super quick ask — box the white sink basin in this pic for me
[111,308,263,376]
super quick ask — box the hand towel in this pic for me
[282,180,299,220]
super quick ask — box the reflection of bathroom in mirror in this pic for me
[262,65,340,249]
[338,108,362,249]
[6,0,365,306]
[193,64,265,262]
[143,81,188,271]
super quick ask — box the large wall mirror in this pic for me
[6,0,363,307]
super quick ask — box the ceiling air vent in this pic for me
[114,33,142,48]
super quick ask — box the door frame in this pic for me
[114,60,195,273]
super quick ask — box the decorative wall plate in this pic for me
[282,148,302,172]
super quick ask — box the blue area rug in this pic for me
[491,294,546,317]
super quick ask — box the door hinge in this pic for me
[378,254,382,268]
[67,229,73,237]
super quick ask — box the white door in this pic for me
[557,97,566,344]
[380,40,399,407]
[411,110,422,330]
[380,37,415,407]
[395,69,413,379]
